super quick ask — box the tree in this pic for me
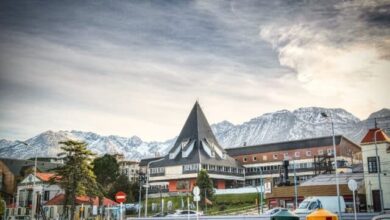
[51,140,101,220]
[0,194,5,218]
[92,154,119,195]
[196,169,214,210]
[109,175,131,202]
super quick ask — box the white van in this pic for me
[294,196,346,214]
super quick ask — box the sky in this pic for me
[0,0,389,141]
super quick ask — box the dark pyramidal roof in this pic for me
[150,101,241,168]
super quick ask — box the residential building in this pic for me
[0,158,61,204]
[118,160,140,182]
[360,128,390,212]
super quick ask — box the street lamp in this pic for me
[374,129,385,213]
[321,112,342,219]
[144,158,165,217]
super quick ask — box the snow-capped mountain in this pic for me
[0,107,388,160]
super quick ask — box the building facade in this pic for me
[226,136,361,189]
[145,102,244,193]
[360,128,390,212]
[118,160,140,182]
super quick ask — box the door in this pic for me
[372,190,382,212]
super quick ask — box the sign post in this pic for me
[348,179,358,220]
[115,191,127,220]
[193,186,200,220]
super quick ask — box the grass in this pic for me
[129,193,264,216]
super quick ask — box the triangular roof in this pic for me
[168,101,225,155]
[361,128,390,145]
[150,102,241,168]
[44,194,117,206]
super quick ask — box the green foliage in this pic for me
[92,154,119,195]
[109,175,132,202]
[51,140,101,220]
[196,169,214,209]
[0,194,5,216]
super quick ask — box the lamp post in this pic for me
[144,158,164,217]
[374,129,385,213]
[321,112,342,219]
[293,158,298,209]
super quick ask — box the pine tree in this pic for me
[196,169,214,210]
[51,140,101,220]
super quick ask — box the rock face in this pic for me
[0,107,388,160]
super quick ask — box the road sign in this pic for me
[194,195,200,202]
[348,179,357,191]
[193,186,200,196]
[115,191,127,203]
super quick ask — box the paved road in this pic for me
[129,212,380,220]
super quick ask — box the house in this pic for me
[43,194,117,220]
[144,102,244,193]
[0,158,62,204]
[360,128,390,212]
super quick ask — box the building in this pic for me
[265,173,365,211]
[118,160,140,182]
[145,102,244,193]
[360,128,390,212]
[43,194,117,220]
[226,135,361,189]
[0,158,62,204]
[16,172,64,208]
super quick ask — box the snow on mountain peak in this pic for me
[0,107,388,160]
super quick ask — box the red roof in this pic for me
[45,194,117,206]
[36,172,56,182]
[361,128,390,144]
[7,203,16,208]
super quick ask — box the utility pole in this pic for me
[374,129,385,213]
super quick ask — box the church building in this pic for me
[147,101,245,192]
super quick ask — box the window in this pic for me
[327,149,333,155]
[318,150,324,155]
[243,157,247,162]
[263,155,267,161]
[176,180,190,190]
[306,151,312,156]
[253,156,257,161]
[183,164,198,172]
[273,154,278,159]
[43,191,50,201]
[368,157,380,173]
[295,151,300,158]
[150,167,165,174]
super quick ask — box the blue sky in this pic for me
[0,0,389,141]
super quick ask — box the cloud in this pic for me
[0,0,389,140]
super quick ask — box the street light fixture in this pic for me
[321,112,342,219]
[144,157,165,217]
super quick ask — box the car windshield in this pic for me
[265,208,279,215]
[298,201,310,209]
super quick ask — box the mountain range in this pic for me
[0,107,389,160]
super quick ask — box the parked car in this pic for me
[261,207,287,217]
[166,210,203,217]
[372,214,390,220]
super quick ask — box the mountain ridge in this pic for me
[0,107,388,160]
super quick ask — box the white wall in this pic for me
[362,142,390,210]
